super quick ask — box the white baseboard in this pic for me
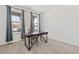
[48,36,79,47]
[0,39,22,46]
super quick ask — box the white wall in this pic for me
[42,6,79,47]
[0,6,7,45]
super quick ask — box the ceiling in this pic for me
[13,5,79,13]
[17,5,59,12]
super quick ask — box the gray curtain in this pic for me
[30,12,33,31]
[21,10,25,39]
[30,12,34,32]
[6,6,13,42]
[38,14,41,32]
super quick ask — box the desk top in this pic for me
[23,32,48,38]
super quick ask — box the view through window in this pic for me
[11,12,22,32]
[33,16,38,31]
[32,14,39,32]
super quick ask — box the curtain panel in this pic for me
[6,6,13,42]
[21,10,25,39]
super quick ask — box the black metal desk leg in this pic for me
[24,38,26,46]
[36,37,38,44]
[28,38,31,50]
[46,34,48,43]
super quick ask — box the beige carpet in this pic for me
[0,39,79,54]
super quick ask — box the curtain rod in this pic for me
[8,5,27,12]
[30,12,40,15]
[7,5,40,14]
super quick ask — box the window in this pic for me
[11,8,25,39]
[33,16,38,31]
[11,11,22,32]
[32,13,39,32]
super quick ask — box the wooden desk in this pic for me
[23,32,48,50]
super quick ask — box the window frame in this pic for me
[11,11,22,32]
